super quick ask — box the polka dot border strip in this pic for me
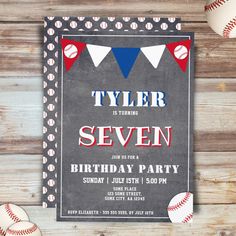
[43,16,181,208]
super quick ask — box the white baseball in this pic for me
[47,179,55,187]
[176,22,181,31]
[43,126,47,134]
[70,21,77,29]
[205,0,236,38]
[123,17,130,22]
[138,17,145,22]
[100,21,108,29]
[47,58,55,66]
[146,22,153,30]
[47,119,55,126]
[93,17,100,21]
[161,22,168,30]
[6,221,41,236]
[63,16,70,21]
[54,20,62,28]
[153,17,161,22]
[115,22,123,29]
[168,17,176,23]
[174,45,188,60]
[78,17,85,21]
[47,134,55,142]
[64,44,78,59]
[47,28,54,36]
[43,141,47,149]
[130,22,138,29]
[47,88,55,96]
[43,81,47,89]
[167,192,193,223]
[108,17,115,22]
[0,204,29,236]
[85,21,93,29]
[47,73,55,81]
[47,164,56,171]
[43,66,47,73]
[47,149,55,157]
[48,195,55,202]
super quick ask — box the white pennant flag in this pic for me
[87,44,111,67]
[141,45,166,68]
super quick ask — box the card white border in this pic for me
[60,34,191,219]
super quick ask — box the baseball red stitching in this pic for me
[0,226,6,236]
[204,0,228,12]
[167,192,191,211]
[223,17,236,38]
[182,213,193,223]
[6,224,37,235]
[5,204,21,223]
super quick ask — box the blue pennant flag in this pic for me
[112,48,140,78]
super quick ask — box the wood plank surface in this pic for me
[1,77,236,153]
[0,1,235,233]
[1,23,236,78]
[20,204,236,235]
[0,1,206,22]
[1,153,236,205]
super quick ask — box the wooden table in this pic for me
[0,0,236,235]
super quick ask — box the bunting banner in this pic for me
[61,39,86,71]
[166,40,192,72]
[61,39,192,77]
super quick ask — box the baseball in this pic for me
[47,119,55,126]
[64,44,78,59]
[47,58,55,66]
[93,17,100,21]
[153,17,161,22]
[47,149,55,157]
[168,17,176,23]
[70,21,77,29]
[47,164,56,171]
[47,179,55,187]
[43,126,47,134]
[48,195,55,202]
[108,17,115,22]
[176,23,181,31]
[47,28,54,36]
[205,0,236,38]
[63,16,70,21]
[115,22,123,29]
[167,192,193,223]
[54,20,62,28]
[174,45,188,60]
[138,17,145,22]
[100,21,108,29]
[6,222,41,236]
[130,22,138,30]
[123,17,130,22]
[161,22,168,30]
[47,134,55,141]
[47,88,55,96]
[47,73,55,81]
[146,22,153,30]
[85,21,93,29]
[0,204,29,236]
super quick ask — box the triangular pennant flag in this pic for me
[112,48,140,78]
[61,39,86,71]
[166,40,191,72]
[141,45,166,68]
[87,44,111,67]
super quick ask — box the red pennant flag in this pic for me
[166,40,192,72]
[61,39,86,71]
